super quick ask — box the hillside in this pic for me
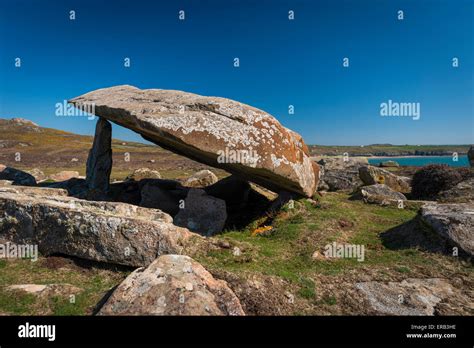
[0,118,226,180]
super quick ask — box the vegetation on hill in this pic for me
[308,144,470,157]
[0,118,227,181]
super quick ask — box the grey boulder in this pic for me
[97,254,245,316]
[420,202,474,256]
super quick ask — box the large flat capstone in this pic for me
[69,85,318,197]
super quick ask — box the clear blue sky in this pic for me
[1,0,472,145]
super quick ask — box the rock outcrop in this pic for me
[69,85,318,197]
[380,160,399,167]
[97,254,245,316]
[86,117,112,192]
[359,166,411,193]
[437,178,474,203]
[420,203,474,256]
[0,165,36,186]
[355,278,454,315]
[316,157,367,191]
[359,184,407,205]
[183,170,218,188]
[468,145,474,167]
[174,189,227,236]
[0,186,195,267]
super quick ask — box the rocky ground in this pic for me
[0,191,472,315]
[0,110,472,316]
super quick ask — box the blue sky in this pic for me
[0,0,472,145]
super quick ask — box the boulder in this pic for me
[317,157,368,171]
[69,85,318,197]
[359,184,407,205]
[316,157,367,191]
[97,254,245,316]
[468,145,474,167]
[26,168,47,182]
[174,188,227,236]
[183,169,218,188]
[0,165,36,186]
[86,117,112,192]
[125,167,161,181]
[420,203,474,256]
[380,160,400,167]
[46,178,89,197]
[437,178,474,203]
[205,175,251,207]
[359,166,411,193]
[49,170,80,182]
[355,278,454,315]
[0,186,195,267]
[105,180,141,205]
[139,179,189,216]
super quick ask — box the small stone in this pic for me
[49,170,80,182]
[26,168,47,182]
[233,247,242,256]
[183,170,218,188]
[126,168,161,181]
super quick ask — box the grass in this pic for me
[0,258,127,315]
[192,192,473,313]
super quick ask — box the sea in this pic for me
[368,155,469,167]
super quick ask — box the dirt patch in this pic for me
[211,270,309,315]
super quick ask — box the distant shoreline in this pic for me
[367,155,465,159]
[316,154,466,159]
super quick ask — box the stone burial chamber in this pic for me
[69,85,319,197]
[68,85,319,236]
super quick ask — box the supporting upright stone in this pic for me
[86,117,112,192]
